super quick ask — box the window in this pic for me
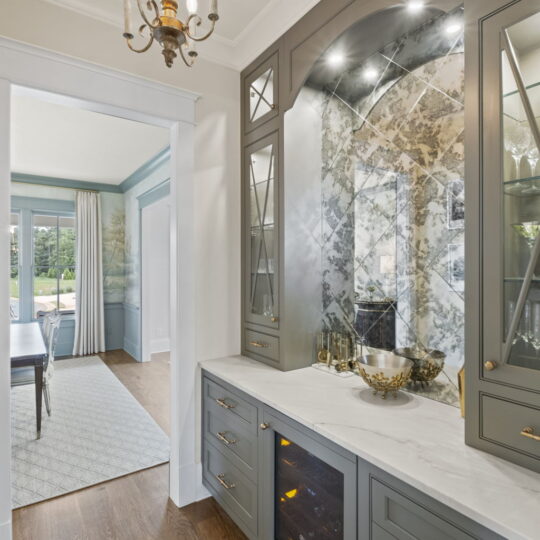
[10,212,20,320]
[32,214,76,317]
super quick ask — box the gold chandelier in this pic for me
[123,0,219,68]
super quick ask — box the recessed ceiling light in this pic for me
[328,52,345,67]
[446,22,463,35]
[407,1,424,12]
[363,68,379,82]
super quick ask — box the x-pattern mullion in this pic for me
[249,148,275,312]
[250,69,273,122]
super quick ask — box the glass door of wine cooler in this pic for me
[482,0,540,390]
[260,410,357,540]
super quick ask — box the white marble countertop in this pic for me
[200,355,540,540]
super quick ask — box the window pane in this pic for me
[10,267,19,320]
[58,267,76,312]
[10,213,19,267]
[59,217,76,267]
[33,214,58,267]
[33,267,59,317]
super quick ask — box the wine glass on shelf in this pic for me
[506,299,519,345]
[520,300,532,345]
[506,122,532,180]
[531,302,540,354]
[523,145,540,194]
[526,145,539,177]
[512,221,540,252]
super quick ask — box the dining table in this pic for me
[10,322,47,439]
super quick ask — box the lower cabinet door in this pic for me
[371,480,474,540]
[259,407,357,540]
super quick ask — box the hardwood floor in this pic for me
[12,350,247,540]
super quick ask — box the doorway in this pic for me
[0,39,199,539]
[141,191,171,364]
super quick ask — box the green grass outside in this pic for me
[10,276,76,298]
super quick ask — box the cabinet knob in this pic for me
[260,423,270,431]
[484,361,497,371]
[271,316,279,323]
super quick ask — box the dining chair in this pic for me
[42,312,61,416]
[11,311,62,417]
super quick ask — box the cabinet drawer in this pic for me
[203,376,258,428]
[372,479,474,540]
[244,329,279,362]
[205,400,258,481]
[481,394,540,460]
[203,440,258,537]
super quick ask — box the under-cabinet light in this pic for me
[407,1,424,12]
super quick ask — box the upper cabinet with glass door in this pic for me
[244,53,279,133]
[245,133,279,329]
[482,2,540,392]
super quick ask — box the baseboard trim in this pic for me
[151,338,171,354]
[0,519,12,540]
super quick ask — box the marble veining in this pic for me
[201,356,540,540]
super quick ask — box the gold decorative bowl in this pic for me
[393,347,446,385]
[358,354,413,399]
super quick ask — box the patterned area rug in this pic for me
[11,356,170,508]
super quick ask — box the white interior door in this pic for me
[141,196,171,363]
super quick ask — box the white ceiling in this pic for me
[43,0,321,70]
[11,94,170,184]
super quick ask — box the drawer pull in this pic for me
[216,473,235,490]
[216,431,237,446]
[260,423,270,431]
[521,427,540,442]
[215,398,236,410]
[249,341,269,349]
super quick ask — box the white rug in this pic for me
[11,356,170,509]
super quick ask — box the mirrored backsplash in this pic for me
[285,7,464,407]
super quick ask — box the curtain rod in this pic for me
[11,179,99,193]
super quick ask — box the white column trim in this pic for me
[0,78,12,540]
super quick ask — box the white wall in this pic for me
[142,197,171,359]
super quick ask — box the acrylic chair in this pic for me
[11,310,62,417]
[42,312,61,416]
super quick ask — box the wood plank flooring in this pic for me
[12,350,247,540]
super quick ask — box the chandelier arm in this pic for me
[178,45,195,68]
[126,33,155,53]
[185,14,217,42]
[136,0,160,29]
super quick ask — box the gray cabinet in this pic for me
[465,0,540,473]
[202,372,501,540]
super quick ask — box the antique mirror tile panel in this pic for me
[285,6,465,406]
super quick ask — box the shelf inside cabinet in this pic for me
[504,277,540,283]
[504,176,540,197]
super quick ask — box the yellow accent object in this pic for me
[280,438,291,447]
[284,489,298,499]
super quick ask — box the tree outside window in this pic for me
[10,212,19,320]
[33,214,76,317]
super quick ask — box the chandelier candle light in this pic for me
[123,0,219,67]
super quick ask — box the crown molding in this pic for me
[42,0,321,71]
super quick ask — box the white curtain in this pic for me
[73,191,106,356]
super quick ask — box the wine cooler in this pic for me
[260,410,357,540]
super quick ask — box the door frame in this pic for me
[0,36,201,539]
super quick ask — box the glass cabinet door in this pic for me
[244,54,279,132]
[483,1,540,389]
[245,133,279,328]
